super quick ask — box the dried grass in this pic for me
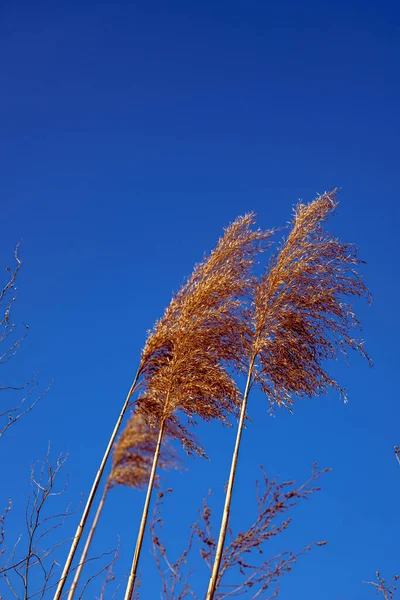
[233,190,372,408]
[138,213,274,438]
[109,411,178,490]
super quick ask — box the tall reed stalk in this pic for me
[205,357,255,600]
[206,191,371,599]
[53,370,142,600]
[67,486,108,600]
[67,411,176,599]
[122,215,273,600]
[123,419,165,599]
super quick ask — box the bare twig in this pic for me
[0,246,49,439]
[150,490,198,600]
[365,573,399,599]
[0,381,53,440]
[151,465,329,599]
[0,449,73,599]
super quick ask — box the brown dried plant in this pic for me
[123,215,273,600]
[151,464,329,599]
[56,214,272,600]
[207,191,371,599]
[67,411,178,599]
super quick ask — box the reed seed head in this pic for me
[137,214,274,451]
[109,411,178,490]
[250,190,371,408]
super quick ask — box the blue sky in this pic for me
[1,1,399,598]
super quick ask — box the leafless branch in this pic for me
[0,500,12,561]
[0,381,53,440]
[76,545,119,600]
[151,465,329,599]
[0,246,50,438]
[151,490,198,600]
[0,449,74,599]
[365,573,399,599]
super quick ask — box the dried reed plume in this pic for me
[123,215,273,600]
[206,191,371,599]
[67,411,178,599]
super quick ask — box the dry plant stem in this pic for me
[53,369,141,600]
[206,356,255,600]
[67,486,109,600]
[124,419,166,600]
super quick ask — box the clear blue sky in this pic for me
[1,1,399,598]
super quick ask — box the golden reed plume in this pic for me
[206,191,371,599]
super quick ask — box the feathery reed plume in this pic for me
[67,411,178,599]
[123,215,273,600]
[206,190,371,599]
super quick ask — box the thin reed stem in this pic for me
[205,356,256,600]
[123,418,166,600]
[66,485,109,600]
[53,368,141,600]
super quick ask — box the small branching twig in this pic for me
[365,573,399,599]
[151,490,198,600]
[0,449,74,599]
[151,465,329,599]
[0,500,12,562]
[364,448,400,599]
[77,545,119,600]
[0,246,49,438]
[0,381,53,439]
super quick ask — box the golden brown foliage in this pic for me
[108,411,178,490]
[137,214,274,451]
[247,190,371,409]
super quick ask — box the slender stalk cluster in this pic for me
[67,411,178,599]
[55,191,371,600]
[123,215,274,599]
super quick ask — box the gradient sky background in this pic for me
[1,1,399,598]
